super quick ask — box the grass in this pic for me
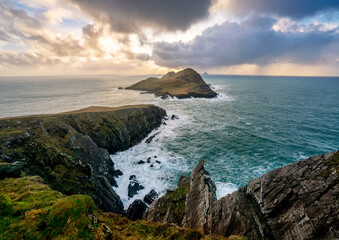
[126,68,216,98]
[0,176,243,240]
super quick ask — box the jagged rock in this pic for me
[0,105,166,214]
[137,160,145,164]
[128,176,145,198]
[143,189,159,205]
[145,133,159,144]
[171,114,179,120]
[144,160,216,227]
[155,160,161,164]
[147,157,151,163]
[182,160,217,231]
[145,152,339,240]
[126,199,148,220]
[118,87,123,90]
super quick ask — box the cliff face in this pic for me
[144,151,339,240]
[126,68,218,99]
[0,105,166,214]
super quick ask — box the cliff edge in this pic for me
[126,68,217,99]
[145,151,339,240]
[0,105,166,214]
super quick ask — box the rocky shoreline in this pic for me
[1,104,338,239]
[0,105,166,214]
[145,152,339,239]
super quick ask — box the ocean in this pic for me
[1,74,338,208]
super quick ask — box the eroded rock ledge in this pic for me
[0,105,166,214]
[144,151,339,240]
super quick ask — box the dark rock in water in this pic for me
[150,164,154,168]
[162,122,167,125]
[137,160,145,164]
[154,156,157,158]
[0,161,25,179]
[0,105,166,214]
[145,151,339,240]
[129,175,136,181]
[128,177,145,198]
[118,87,123,90]
[126,199,147,220]
[143,189,159,205]
[147,157,151,163]
[145,133,159,144]
[155,160,161,164]
[171,114,179,120]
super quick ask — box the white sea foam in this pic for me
[215,182,238,199]
[111,111,190,209]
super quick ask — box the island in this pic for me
[126,68,217,99]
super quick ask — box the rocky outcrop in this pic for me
[126,68,218,99]
[144,151,339,240]
[126,199,148,220]
[0,105,166,214]
[144,160,217,228]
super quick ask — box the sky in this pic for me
[0,0,338,76]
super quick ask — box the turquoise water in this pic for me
[1,75,338,207]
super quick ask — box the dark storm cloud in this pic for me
[152,16,339,68]
[68,0,212,32]
[227,0,339,18]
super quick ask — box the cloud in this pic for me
[224,0,339,19]
[152,16,339,69]
[67,0,212,32]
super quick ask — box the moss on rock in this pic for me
[0,177,236,240]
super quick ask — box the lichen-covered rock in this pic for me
[145,151,339,240]
[0,105,166,214]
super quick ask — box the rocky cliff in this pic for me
[145,151,339,240]
[0,105,166,214]
[126,68,218,99]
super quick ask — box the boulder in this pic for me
[128,176,145,198]
[126,199,148,220]
[143,189,159,205]
[0,161,25,179]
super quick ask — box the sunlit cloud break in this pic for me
[0,0,338,76]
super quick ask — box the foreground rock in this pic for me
[0,105,166,214]
[126,68,217,99]
[145,151,339,239]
